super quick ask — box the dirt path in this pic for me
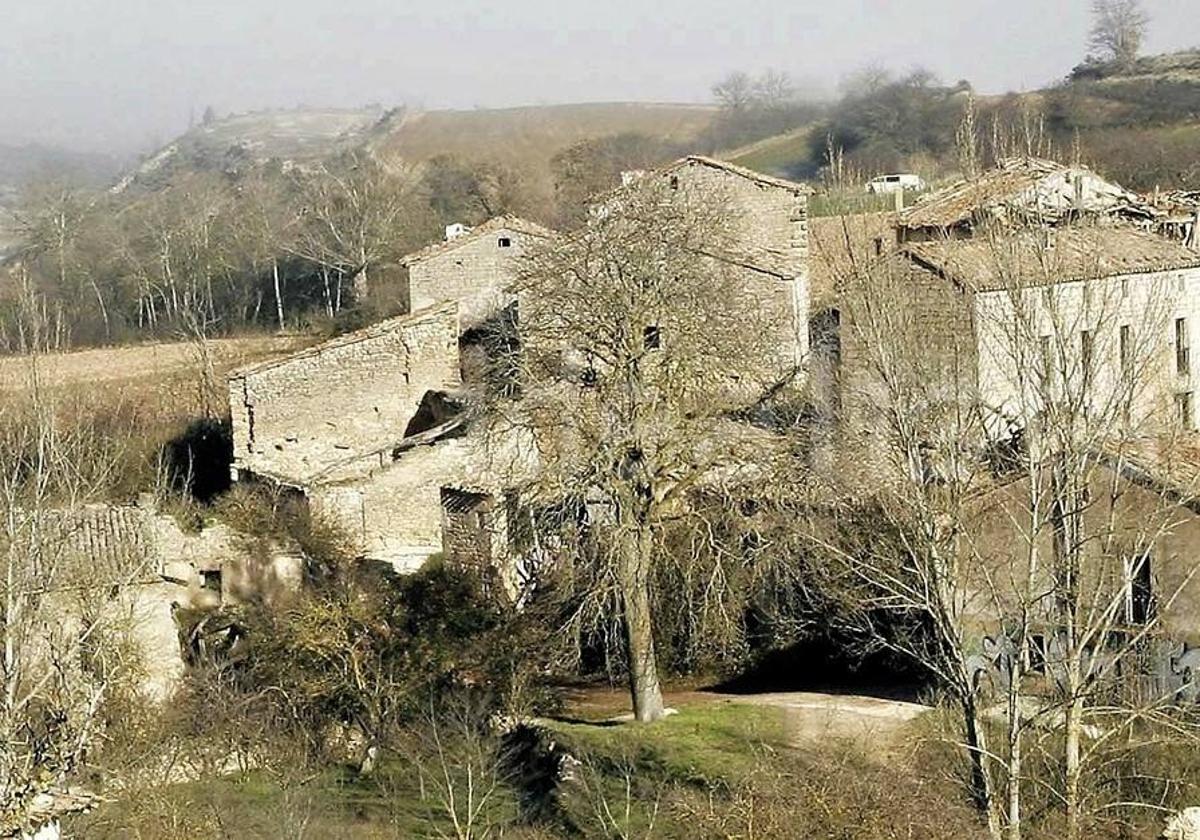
[723,690,930,752]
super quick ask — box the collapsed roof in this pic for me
[900,157,1156,232]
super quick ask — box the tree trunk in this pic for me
[962,693,1003,840]
[272,258,285,332]
[1064,692,1084,840]
[617,524,665,723]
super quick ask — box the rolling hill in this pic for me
[115,101,719,198]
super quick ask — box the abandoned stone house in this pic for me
[399,215,554,332]
[226,155,814,580]
[964,436,1200,701]
[226,300,523,574]
[809,157,1200,698]
[827,159,1200,452]
[23,499,301,704]
[616,156,812,371]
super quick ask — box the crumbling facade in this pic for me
[228,302,461,485]
[227,156,814,580]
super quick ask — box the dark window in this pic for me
[200,570,222,593]
[669,175,679,190]
[1128,554,1154,625]
[498,236,512,248]
[1119,324,1132,375]
[643,324,662,350]
[1039,335,1053,388]
[1080,330,1093,388]
[1028,635,1047,675]
[1177,317,1191,376]
[1178,391,1194,429]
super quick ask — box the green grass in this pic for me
[74,702,783,839]
[724,126,816,179]
[547,701,787,786]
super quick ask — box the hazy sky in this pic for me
[4,0,1200,155]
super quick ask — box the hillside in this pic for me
[719,50,1200,192]
[115,101,718,197]
[114,107,390,192]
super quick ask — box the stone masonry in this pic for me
[228,301,461,485]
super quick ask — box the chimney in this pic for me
[1189,208,1200,251]
[894,188,904,213]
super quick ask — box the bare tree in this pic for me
[1088,0,1149,67]
[503,177,788,721]
[711,72,756,113]
[0,288,152,834]
[290,153,427,307]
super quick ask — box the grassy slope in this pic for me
[73,703,786,840]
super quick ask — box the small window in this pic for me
[498,236,512,248]
[1028,635,1047,675]
[1121,277,1129,299]
[643,324,662,350]
[1127,554,1154,625]
[1080,330,1093,386]
[669,175,679,190]
[200,570,222,593]
[1039,335,1053,386]
[1177,391,1194,429]
[1177,317,1191,376]
[1119,324,1132,375]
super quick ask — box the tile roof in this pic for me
[398,215,555,267]
[903,225,1200,292]
[808,212,898,307]
[664,155,812,194]
[900,157,1151,230]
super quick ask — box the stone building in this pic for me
[225,300,516,572]
[963,435,1200,700]
[226,156,814,580]
[615,156,812,371]
[399,215,553,331]
[830,161,1200,453]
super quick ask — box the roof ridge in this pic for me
[399,215,555,267]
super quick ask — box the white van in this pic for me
[866,174,926,195]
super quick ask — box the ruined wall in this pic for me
[967,466,1200,645]
[834,257,977,489]
[310,425,533,574]
[665,160,808,279]
[228,302,461,485]
[407,225,539,331]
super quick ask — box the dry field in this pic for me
[0,334,310,393]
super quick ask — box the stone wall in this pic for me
[228,302,461,485]
[653,159,810,367]
[407,222,543,331]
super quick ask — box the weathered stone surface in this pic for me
[1164,807,1200,840]
[228,302,461,485]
